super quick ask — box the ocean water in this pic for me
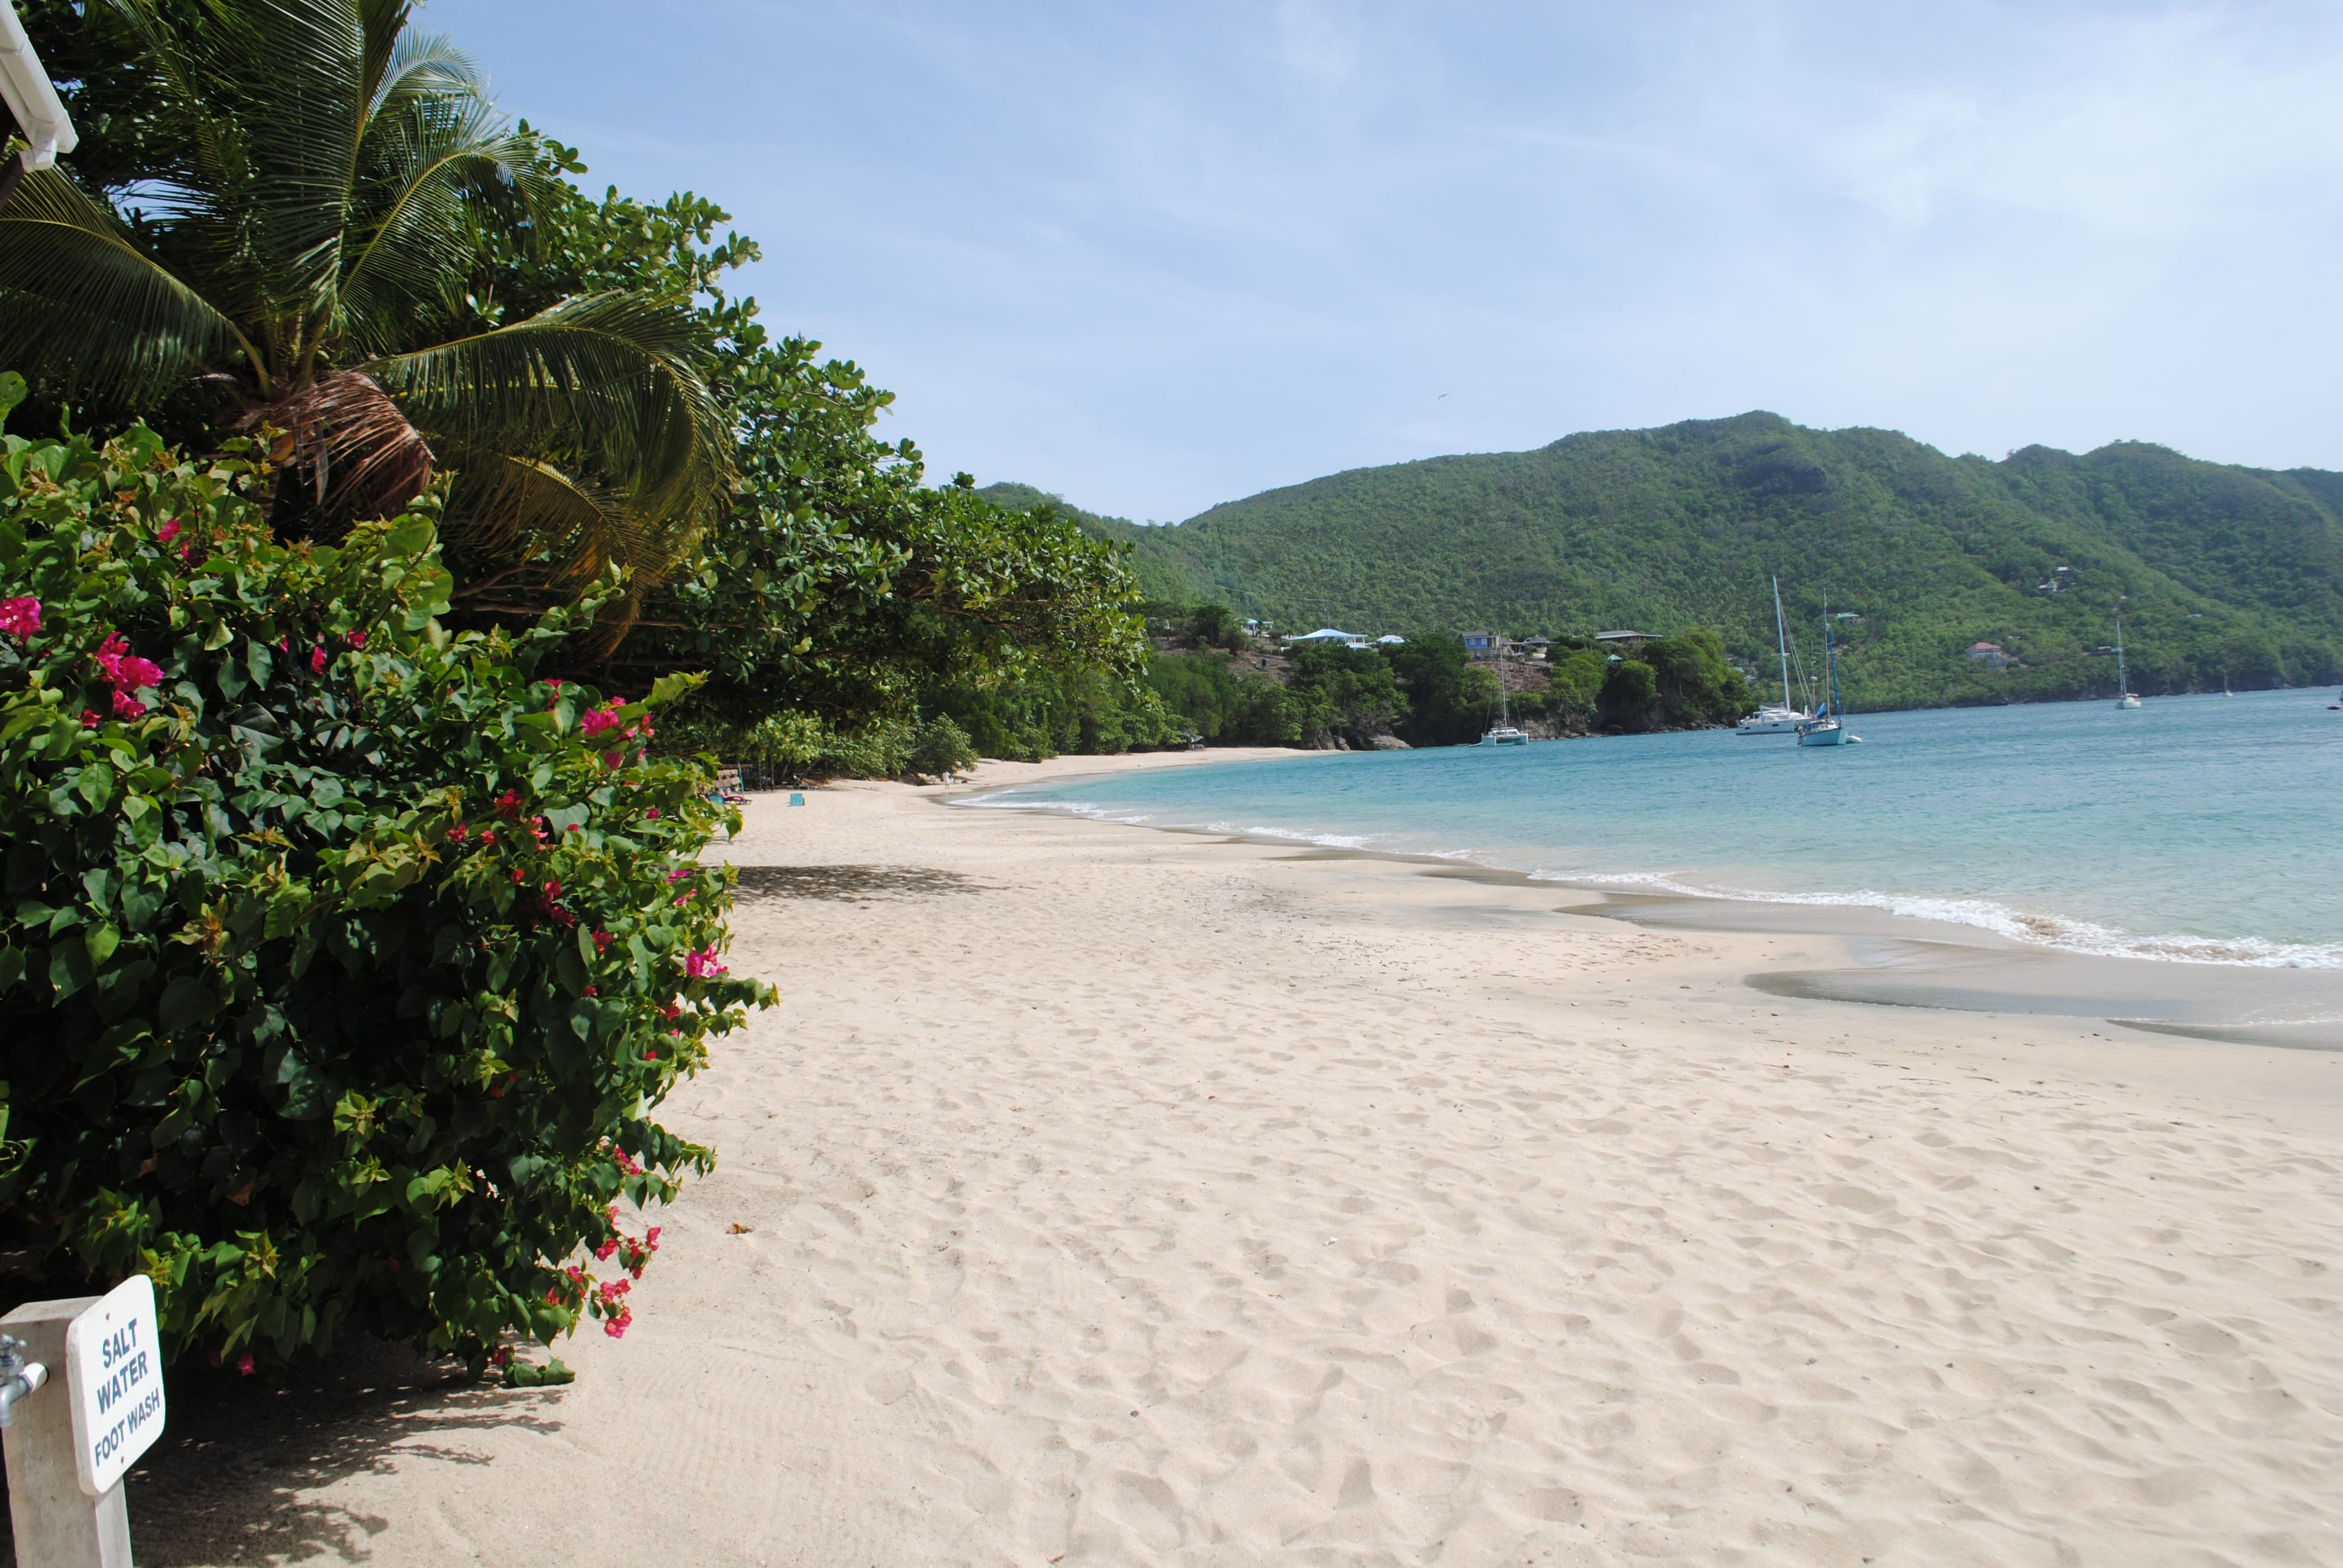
[975,689,2343,970]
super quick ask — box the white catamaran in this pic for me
[1481,640,1529,745]
[1737,575,1812,736]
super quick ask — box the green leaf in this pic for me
[0,370,23,427]
[0,947,24,991]
[85,923,121,967]
[246,640,275,690]
[74,766,117,811]
[48,938,93,1002]
[646,672,703,708]
[505,1357,575,1388]
[158,975,217,1032]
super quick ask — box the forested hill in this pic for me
[994,413,2343,710]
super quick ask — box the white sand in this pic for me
[139,751,2343,1566]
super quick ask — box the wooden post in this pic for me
[1,1296,133,1568]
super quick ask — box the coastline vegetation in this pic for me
[988,411,2343,710]
[0,0,1146,1370]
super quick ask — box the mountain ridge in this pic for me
[985,412,2343,709]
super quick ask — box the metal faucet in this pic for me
[0,1332,48,1428]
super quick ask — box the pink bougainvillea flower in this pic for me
[644,806,660,819]
[80,709,99,728]
[0,596,41,638]
[665,868,689,883]
[309,644,328,673]
[344,631,365,649]
[645,1226,661,1251]
[494,789,522,816]
[237,1353,255,1376]
[112,689,145,720]
[156,518,181,544]
[479,829,496,847]
[510,867,526,884]
[592,929,612,953]
[603,1308,632,1340]
[683,946,727,979]
[593,1238,618,1261]
[580,705,622,740]
[448,822,468,842]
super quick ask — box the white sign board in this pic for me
[63,1275,166,1497]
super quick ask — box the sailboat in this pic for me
[2115,613,2142,709]
[1480,640,1530,745]
[1737,576,1812,736]
[1795,601,1855,746]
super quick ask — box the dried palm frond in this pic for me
[241,368,435,524]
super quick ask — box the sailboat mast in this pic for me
[1822,599,1841,717]
[1771,576,1792,710]
[1497,641,1512,728]
[2116,612,2128,694]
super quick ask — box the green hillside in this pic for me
[992,413,2343,711]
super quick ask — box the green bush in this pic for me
[906,716,978,779]
[0,422,772,1371]
[1145,654,1296,746]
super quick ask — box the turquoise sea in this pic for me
[975,690,2343,970]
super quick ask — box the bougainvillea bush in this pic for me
[0,397,772,1372]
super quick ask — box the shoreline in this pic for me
[116,749,2343,1564]
[957,750,2343,1051]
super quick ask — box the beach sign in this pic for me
[62,1275,166,1497]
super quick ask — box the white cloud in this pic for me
[433,0,2343,517]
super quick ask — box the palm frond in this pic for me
[367,23,486,119]
[0,165,243,402]
[445,455,662,651]
[366,290,733,576]
[341,105,548,351]
[245,368,435,524]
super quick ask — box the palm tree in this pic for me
[0,0,730,618]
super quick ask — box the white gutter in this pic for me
[0,0,77,172]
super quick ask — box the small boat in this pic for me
[1481,642,1531,745]
[1796,599,1855,746]
[2115,613,2141,709]
[1738,576,1812,736]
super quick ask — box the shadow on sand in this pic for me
[728,863,992,902]
[2,1337,563,1567]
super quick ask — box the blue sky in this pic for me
[429,1,2343,522]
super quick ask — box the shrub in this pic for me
[1595,658,1662,731]
[0,417,773,1371]
[906,716,978,779]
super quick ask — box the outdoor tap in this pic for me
[0,1331,48,1428]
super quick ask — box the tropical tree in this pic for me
[0,0,730,626]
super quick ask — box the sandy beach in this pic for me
[120,748,2343,1567]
